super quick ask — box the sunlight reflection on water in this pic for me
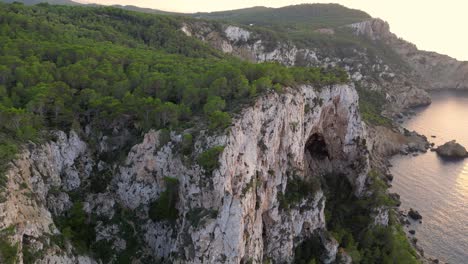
[390,90,468,264]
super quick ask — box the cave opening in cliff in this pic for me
[305,133,329,160]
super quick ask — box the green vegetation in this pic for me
[320,172,416,264]
[0,226,18,264]
[22,241,45,264]
[195,3,410,72]
[149,177,180,223]
[0,2,348,184]
[357,86,392,127]
[278,172,321,210]
[55,202,95,253]
[186,207,218,228]
[194,4,371,33]
[1,0,79,5]
[197,146,225,175]
[181,133,194,155]
[204,96,232,129]
[89,169,113,193]
[294,234,322,264]
[89,206,144,264]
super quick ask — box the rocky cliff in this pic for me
[1,84,372,263]
[348,19,468,90]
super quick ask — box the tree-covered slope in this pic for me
[0,2,346,178]
[0,0,79,5]
[193,4,372,32]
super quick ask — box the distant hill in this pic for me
[193,4,372,31]
[109,4,179,16]
[1,0,80,5]
[0,2,371,33]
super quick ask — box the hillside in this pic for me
[193,4,372,32]
[0,2,424,264]
[0,0,79,5]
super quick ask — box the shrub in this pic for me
[186,207,218,228]
[158,129,171,149]
[55,202,95,254]
[322,172,417,264]
[208,111,231,129]
[357,86,392,127]
[89,169,113,193]
[197,146,225,175]
[0,226,18,264]
[149,177,179,223]
[181,133,193,155]
[294,234,322,264]
[279,173,321,210]
[203,96,226,115]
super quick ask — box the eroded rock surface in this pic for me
[2,84,371,263]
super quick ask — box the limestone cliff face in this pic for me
[2,84,370,263]
[348,19,468,90]
[181,22,431,114]
[0,131,96,263]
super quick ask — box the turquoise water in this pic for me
[390,91,468,264]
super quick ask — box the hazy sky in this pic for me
[77,0,468,61]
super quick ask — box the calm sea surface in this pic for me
[390,91,468,264]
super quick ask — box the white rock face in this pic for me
[0,131,95,263]
[112,84,369,263]
[3,85,369,263]
[225,25,251,42]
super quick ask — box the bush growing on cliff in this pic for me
[278,172,321,210]
[208,111,232,129]
[149,177,180,223]
[181,133,194,155]
[320,172,417,264]
[197,146,225,175]
[55,202,95,254]
[0,226,18,264]
[357,86,392,127]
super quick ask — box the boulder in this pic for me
[408,208,422,220]
[435,140,468,159]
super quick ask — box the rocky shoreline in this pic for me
[382,106,454,264]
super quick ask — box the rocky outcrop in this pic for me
[408,208,422,220]
[2,84,371,263]
[0,131,96,263]
[348,19,468,90]
[365,125,430,172]
[435,140,468,159]
[123,84,369,263]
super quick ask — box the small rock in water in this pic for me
[408,208,422,220]
[431,135,436,138]
[409,230,416,235]
[435,140,468,159]
[385,173,394,181]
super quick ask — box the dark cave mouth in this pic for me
[305,133,329,160]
